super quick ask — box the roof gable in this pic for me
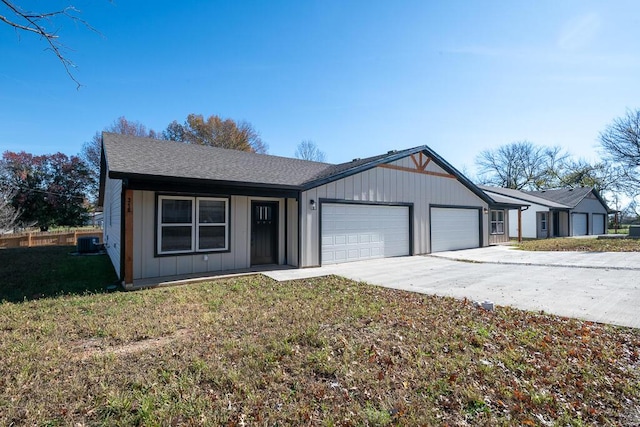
[528,188,588,207]
[529,187,612,213]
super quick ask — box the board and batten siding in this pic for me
[300,155,488,267]
[488,209,510,244]
[132,191,291,281]
[103,177,122,277]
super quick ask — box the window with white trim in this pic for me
[490,210,504,234]
[157,196,228,254]
[540,213,547,232]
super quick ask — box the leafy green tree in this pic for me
[163,114,267,153]
[1,151,91,230]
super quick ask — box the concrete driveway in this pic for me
[265,246,640,329]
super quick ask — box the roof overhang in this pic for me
[111,171,301,199]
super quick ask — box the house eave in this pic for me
[108,171,301,198]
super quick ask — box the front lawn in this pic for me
[517,237,640,252]
[0,246,118,302]
[0,275,638,425]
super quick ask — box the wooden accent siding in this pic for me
[410,152,431,171]
[379,163,455,178]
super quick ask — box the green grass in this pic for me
[517,237,640,252]
[608,227,630,235]
[0,246,118,302]
[0,271,638,425]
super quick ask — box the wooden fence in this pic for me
[0,229,103,249]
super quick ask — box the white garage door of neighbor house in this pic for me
[431,207,480,252]
[572,213,588,236]
[592,214,605,235]
[321,203,410,265]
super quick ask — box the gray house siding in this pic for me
[103,177,122,277]
[488,209,509,244]
[299,156,488,267]
[132,191,290,281]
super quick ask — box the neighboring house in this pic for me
[480,186,612,239]
[99,133,520,288]
[85,211,104,228]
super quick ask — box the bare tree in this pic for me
[599,108,640,194]
[557,159,621,196]
[0,181,20,233]
[1,1,100,88]
[80,117,158,203]
[476,141,568,190]
[294,140,327,162]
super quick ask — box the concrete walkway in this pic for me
[264,248,640,329]
[431,244,640,270]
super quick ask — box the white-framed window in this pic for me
[157,196,229,255]
[490,210,504,235]
[540,213,547,231]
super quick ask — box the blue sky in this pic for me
[1,0,639,176]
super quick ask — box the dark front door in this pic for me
[251,201,278,265]
[552,211,560,237]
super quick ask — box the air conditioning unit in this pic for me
[77,236,100,254]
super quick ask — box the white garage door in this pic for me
[321,203,409,265]
[572,213,588,236]
[592,214,605,235]
[431,207,480,252]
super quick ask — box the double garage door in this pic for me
[320,203,481,265]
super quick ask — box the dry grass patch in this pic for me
[517,237,640,252]
[0,275,638,426]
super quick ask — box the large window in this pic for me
[490,210,504,235]
[157,196,228,254]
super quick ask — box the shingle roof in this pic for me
[103,133,331,188]
[478,185,570,209]
[101,133,493,204]
[528,188,592,208]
